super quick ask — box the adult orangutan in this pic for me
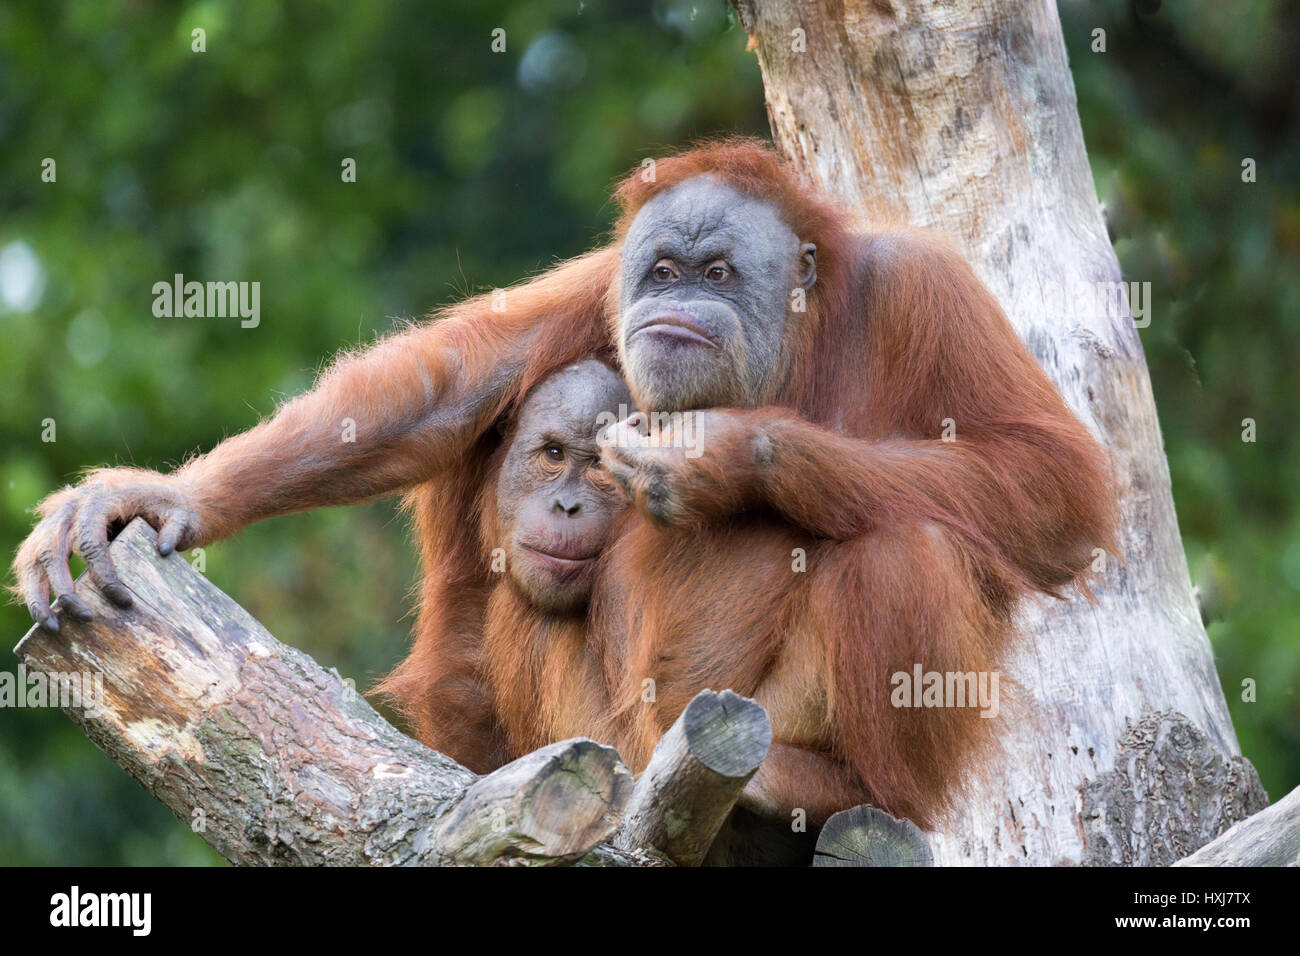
[12,140,1112,834]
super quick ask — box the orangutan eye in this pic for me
[705,261,731,283]
[652,259,679,282]
[544,444,565,462]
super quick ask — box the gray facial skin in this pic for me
[496,359,634,612]
[617,175,816,412]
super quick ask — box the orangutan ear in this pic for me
[797,242,818,289]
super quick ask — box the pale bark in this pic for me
[13,518,685,866]
[616,689,771,865]
[732,0,1266,865]
[814,805,933,867]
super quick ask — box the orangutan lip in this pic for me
[521,544,598,566]
[635,316,717,348]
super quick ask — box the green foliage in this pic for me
[0,0,1294,863]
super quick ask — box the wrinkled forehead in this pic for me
[623,175,798,265]
[516,361,630,441]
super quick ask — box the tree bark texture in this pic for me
[732,0,1265,865]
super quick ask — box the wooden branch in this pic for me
[813,806,934,867]
[615,689,771,866]
[435,739,633,865]
[1174,785,1300,867]
[12,518,657,867]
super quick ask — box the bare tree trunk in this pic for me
[732,0,1266,865]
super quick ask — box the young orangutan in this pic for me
[376,358,634,767]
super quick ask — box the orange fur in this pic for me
[377,140,1113,830]
[599,142,1112,827]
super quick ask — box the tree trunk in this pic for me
[731,0,1266,865]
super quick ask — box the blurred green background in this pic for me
[1,0,1295,864]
